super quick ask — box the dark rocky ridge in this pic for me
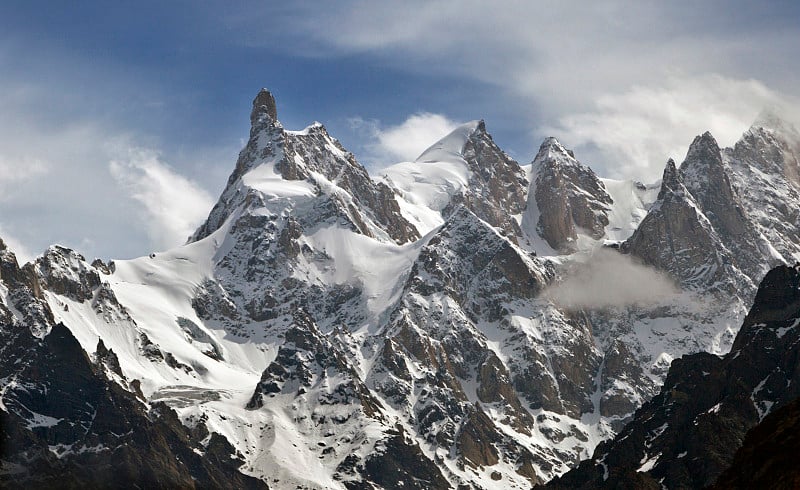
[711,395,800,489]
[0,323,266,489]
[0,240,264,489]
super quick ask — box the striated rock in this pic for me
[526,137,613,252]
[623,158,753,296]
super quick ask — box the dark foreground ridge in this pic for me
[544,264,800,489]
[0,303,267,490]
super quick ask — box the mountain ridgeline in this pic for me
[2,89,800,488]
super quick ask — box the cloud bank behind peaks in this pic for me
[109,149,214,251]
[549,74,793,180]
[545,248,679,309]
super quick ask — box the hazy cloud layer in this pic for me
[0,225,34,264]
[0,65,232,260]
[550,75,799,178]
[109,150,215,251]
[545,248,679,308]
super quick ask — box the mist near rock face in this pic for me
[545,247,679,308]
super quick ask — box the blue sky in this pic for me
[1,1,798,261]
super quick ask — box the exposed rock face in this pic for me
[247,310,381,416]
[451,121,530,240]
[622,159,750,295]
[727,117,800,265]
[623,126,799,299]
[680,132,766,279]
[545,265,800,489]
[34,246,102,302]
[366,205,599,484]
[251,87,277,124]
[526,137,613,252]
[711,396,800,489]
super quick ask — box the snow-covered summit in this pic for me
[382,118,527,239]
[532,136,577,165]
[192,89,418,245]
[415,120,482,163]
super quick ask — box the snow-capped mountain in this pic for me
[2,89,800,488]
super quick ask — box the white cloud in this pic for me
[548,75,794,180]
[545,248,678,308]
[0,225,34,265]
[0,68,229,261]
[109,149,214,251]
[350,112,461,165]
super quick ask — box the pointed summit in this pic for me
[385,119,527,240]
[658,158,682,200]
[534,136,575,163]
[683,131,722,168]
[250,88,278,126]
[525,137,612,252]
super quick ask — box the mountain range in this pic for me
[2,89,800,488]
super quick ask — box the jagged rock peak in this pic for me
[683,131,722,168]
[657,158,682,199]
[742,264,800,326]
[733,110,800,187]
[534,136,575,163]
[527,136,612,251]
[250,88,278,125]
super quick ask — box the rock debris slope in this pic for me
[2,89,800,488]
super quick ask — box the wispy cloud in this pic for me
[0,224,34,265]
[0,50,230,260]
[109,149,214,251]
[349,112,460,165]
[548,75,795,179]
[545,248,679,308]
[0,156,47,192]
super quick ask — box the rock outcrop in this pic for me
[524,137,613,252]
